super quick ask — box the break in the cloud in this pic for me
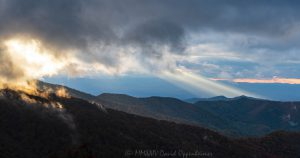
[211,77,300,85]
[0,0,300,97]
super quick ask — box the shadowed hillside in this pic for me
[96,93,300,136]
[96,93,239,136]
[194,96,300,136]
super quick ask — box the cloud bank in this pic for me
[1,0,300,96]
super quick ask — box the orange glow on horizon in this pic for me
[211,77,300,84]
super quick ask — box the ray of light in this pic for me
[159,69,263,98]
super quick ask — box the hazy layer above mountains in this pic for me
[44,76,300,101]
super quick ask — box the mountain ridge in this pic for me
[38,81,300,137]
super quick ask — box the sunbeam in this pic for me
[160,68,263,98]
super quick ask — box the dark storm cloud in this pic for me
[125,20,185,56]
[0,0,115,49]
[1,0,300,56]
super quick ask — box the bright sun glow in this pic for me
[4,38,66,78]
[0,38,73,96]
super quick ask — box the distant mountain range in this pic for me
[41,81,300,137]
[184,96,230,103]
[1,87,300,158]
[184,95,264,104]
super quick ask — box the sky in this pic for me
[0,0,300,100]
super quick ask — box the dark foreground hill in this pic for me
[1,89,300,158]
